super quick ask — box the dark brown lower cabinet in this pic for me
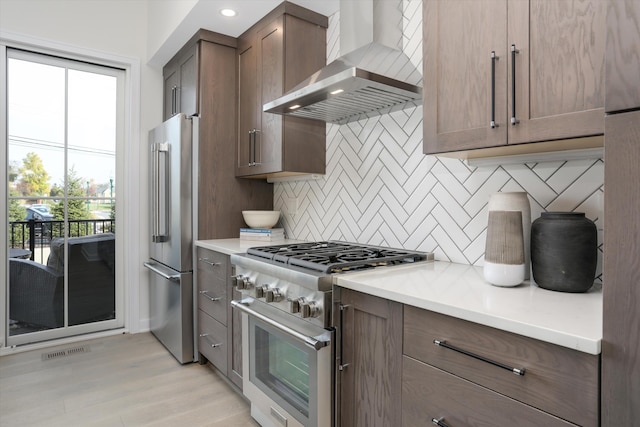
[338,289,403,427]
[337,288,600,427]
[196,247,242,390]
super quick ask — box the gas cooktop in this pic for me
[246,241,433,274]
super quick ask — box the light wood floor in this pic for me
[0,332,259,427]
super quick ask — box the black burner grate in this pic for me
[246,241,429,273]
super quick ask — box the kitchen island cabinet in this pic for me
[423,0,606,157]
[162,30,273,240]
[236,3,327,179]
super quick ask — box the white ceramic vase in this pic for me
[486,191,531,279]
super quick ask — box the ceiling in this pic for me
[149,0,340,67]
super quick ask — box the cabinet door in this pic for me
[602,111,640,427]
[423,0,508,154]
[508,0,605,144]
[237,36,258,175]
[228,280,243,390]
[339,289,402,427]
[178,49,198,117]
[605,0,640,112]
[253,17,285,176]
[163,66,179,120]
[163,46,198,120]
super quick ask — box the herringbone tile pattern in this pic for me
[274,1,604,280]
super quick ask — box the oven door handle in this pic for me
[231,298,330,351]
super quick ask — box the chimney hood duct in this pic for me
[263,0,422,125]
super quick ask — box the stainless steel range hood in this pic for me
[263,0,422,125]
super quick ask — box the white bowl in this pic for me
[242,210,281,229]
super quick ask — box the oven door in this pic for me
[233,297,334,427]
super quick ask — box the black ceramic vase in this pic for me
[531,212,597,293]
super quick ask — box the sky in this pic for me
[7,55,116,197]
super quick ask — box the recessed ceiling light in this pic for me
[330,89,344,95]
[220,8,236,17]
[289,105,301,110]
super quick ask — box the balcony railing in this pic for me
[8,219,115,262]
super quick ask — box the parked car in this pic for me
[25,207,54,236]
[30,204,51,214]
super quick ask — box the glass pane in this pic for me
[255,325,311,415]
[67,69,116,192]
[7,59,65,200]
[65,69,117,324]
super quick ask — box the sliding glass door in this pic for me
[5,48,124,345]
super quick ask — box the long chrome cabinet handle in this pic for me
[231,298,330,351]
[252,129,261,166]
[199,290,222,302]
[432,417,450,427]
[248,129,254,166]
[171,85,177,116]
[433,339,525,376]
[490,51,498,129]
[511,44,520,125]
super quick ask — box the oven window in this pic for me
[255,324,310,416]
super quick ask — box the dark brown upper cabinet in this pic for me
[236,3,327,179]
[423,0,606,158]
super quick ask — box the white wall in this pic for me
[1,0,165,332]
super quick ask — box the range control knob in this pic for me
[255,285,269,299]
[288,297,304,313]
[301,301,319,318]
[234,276,248,290]
[266,288,283,303]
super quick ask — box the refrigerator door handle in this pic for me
[144,261,181,282]
[151,142,170,243]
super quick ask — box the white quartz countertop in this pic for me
[195,238,307,256]
[335,261,602,355]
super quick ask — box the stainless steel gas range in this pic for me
[230,241,432,427]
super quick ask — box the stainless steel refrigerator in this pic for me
[144,113,197,364]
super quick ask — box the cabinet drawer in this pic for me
[196,247,228,282]
[404,307,599,427]
[198,310,227,372]
[402,356,574,427]
[196,248,228,324]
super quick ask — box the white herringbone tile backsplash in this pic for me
[273,1,604,281]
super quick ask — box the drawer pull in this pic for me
[199,290,222,302]
[432,417,450,427]
[433,339,525,376]
[199,258,221,267]
[200,333,222,348]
